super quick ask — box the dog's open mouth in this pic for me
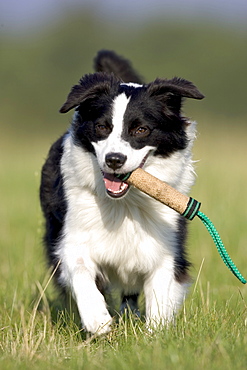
[102,153,150,199]
[103,173,130,198]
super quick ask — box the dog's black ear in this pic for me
[147,77,204,100]
[147,77,204,114]
[59,72,120,113]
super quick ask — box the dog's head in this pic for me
[60,72,204,198]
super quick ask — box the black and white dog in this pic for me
[40,50,204,335]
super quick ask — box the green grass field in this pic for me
[0,120,246,369]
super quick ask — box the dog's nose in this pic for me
[105,152,127,171]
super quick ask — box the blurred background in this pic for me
[0,0,246,296]
[1,0,247,136]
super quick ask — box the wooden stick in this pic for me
[127,168,190,215]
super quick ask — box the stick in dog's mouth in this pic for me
[125,168,191,215]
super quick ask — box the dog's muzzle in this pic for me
[102,152,150,199]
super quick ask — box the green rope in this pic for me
[196,210,246,284]
[117,173,246,284]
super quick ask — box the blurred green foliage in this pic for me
[1,10,247,136]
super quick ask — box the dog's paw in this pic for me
[82,310,113,335]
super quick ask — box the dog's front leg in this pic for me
[144,258,187,329]
[72,271,112,335]
[60,244,112,335]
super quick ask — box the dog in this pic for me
[40,50,204,335]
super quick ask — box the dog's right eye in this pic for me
[97,124,107,130]
[95,123,111,138]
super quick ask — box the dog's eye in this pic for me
[97,124,107,131]
[134,126,150,137]
[95,123,111,138]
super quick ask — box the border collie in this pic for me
[40,50,204,335]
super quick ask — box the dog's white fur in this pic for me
[56,93,197,334]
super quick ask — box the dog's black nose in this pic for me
[105,152,127,170]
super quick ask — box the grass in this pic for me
[0,120,247,369]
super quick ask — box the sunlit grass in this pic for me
[0,121,246,369]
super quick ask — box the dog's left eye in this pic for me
[134,126,150,137]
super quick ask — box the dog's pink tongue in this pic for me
[103,173,122,192]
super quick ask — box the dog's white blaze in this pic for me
[92,93,131,171]
[92,93,155,173]
[109,93,131,153]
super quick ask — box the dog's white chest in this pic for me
[61,184,177,286]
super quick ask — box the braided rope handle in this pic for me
[126,168,246,284]
[197,211,246,284]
